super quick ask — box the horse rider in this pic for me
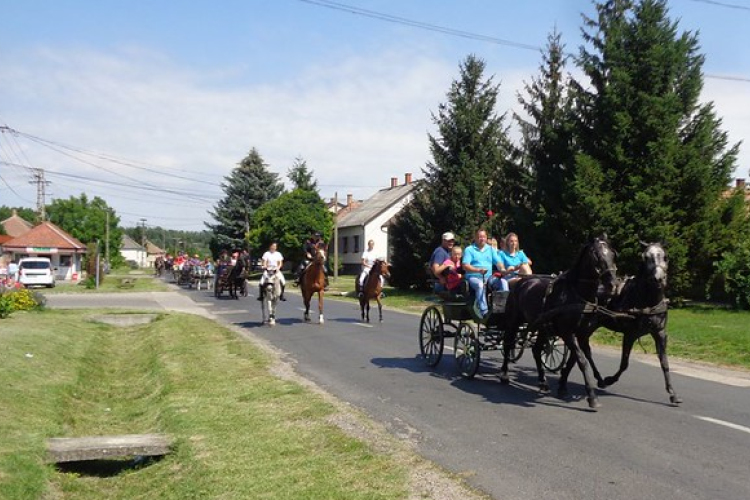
[462,228,508,321]
[258,241,287,301]
[296,230,328,286]
[357,239,384,297]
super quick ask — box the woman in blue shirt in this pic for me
[499,232,533,285]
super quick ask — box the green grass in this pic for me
[43,273,169,294]
[0,310,410,499]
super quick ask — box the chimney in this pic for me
[737,178,746,189]
[405,173,412,185]
[347,194,353,207]
[390,177,398,188]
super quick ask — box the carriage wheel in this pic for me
[506,326,528,363]
[419,306,444,367]
[454,323,481,379]
[542,335,569,373]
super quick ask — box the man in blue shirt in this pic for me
[462,228,508,320]
[430,231,456,293]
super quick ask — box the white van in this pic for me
[18,257,56,288]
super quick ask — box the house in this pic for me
[121,234,147,267]
[1,221,86,281]
[144,240,165,267]
[723,178,750,203]
[1,209,34,237]
[335,173,416,273]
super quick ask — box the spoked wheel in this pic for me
[506,326,528,363]
[454,323,481,379]
[542,335,569,373]
[419,306,444,367]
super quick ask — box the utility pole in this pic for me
[105,209,110,267]
[139,218,147,267]
[333,192,339,283]
[29,169,50,221]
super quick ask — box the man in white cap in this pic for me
[430,231,456,293]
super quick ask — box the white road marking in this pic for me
[694,416,750,435]
[354,323,374,328]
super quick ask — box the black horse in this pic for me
[227,258,246,299]
[574,241,681,405]
[501,235,618,410]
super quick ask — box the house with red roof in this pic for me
[1,221,87,281]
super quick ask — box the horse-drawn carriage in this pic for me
[418,284,568,378]
[190,265,213,290]
[214,263,246,299]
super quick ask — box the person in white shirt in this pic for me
[257,242,287,301]
[358,239,383,297]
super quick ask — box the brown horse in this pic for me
[301,247,326,323]
[359,259,390,323]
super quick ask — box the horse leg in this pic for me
[376,295,383,322]
[317,290,324,324]
[360,297,366,322]
[578,331,605,388]
[602,332,638,387]
[499,325,515,385]
[567,333,601,409]
[530,332,550,393]
[557,345,578,397]
[303,291,311,322]
[652,329,681,405]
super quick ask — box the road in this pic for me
[48,285,750,500]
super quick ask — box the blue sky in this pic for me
[1,0,748,230]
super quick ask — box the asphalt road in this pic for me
[48,284,750,500]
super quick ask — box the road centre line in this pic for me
[694,416,750,435]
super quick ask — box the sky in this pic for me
[1,0,748,231]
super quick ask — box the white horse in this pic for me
[261,269,282,326]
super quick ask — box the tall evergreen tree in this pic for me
[572,0,739,295]
[206,148,283,255]
[515,29,579,273]
[287,156,318,192]
[390,54,516,288]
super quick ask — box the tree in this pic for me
[287,156,318,192]
[206,148,284,255]
[390,54,516,288]
[515,29,580,273]
[246,189,333,265]
[46,194,123,265]
[571,0,739,296]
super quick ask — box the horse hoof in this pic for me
[670,395,682,405]
[319,316,324,324]
[499,375,510,385]
[539,383,550,394]
[603,376,617,386]
[597,380,607,389]
[587,397,601,410]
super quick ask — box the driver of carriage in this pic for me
[257,241,287,301]
[430,231,456,294]
[462,228,508,321]
[358,239,385,297]
[498,232,533,286]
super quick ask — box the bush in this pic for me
[0,288,45,318]
[710,238,750,310]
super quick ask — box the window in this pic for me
[342,237,348,254]
[353,235,360,253]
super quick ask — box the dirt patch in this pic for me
[90,314,159,327]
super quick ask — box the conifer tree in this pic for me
[572,0,739,294]
[206,148,283,254]
[287,156,318,192]
[390,55,515,288]
[515,30,579,273]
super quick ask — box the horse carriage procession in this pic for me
[419,236,681,411]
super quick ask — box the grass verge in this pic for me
[43,274,169,294]
[0,309,459,500]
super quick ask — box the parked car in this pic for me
[18,257,56,288]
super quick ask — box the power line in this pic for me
[689,0,750,11]
[296,0,750,83]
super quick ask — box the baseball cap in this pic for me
[442,232,455,241]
